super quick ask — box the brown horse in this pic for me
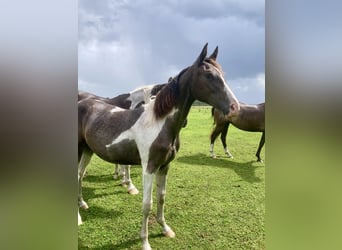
[78,43,240,250]
[210,102,265,162]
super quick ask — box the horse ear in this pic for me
[193,43,208,66]
[208,46,218,60]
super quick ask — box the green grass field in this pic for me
[78,106,265,250]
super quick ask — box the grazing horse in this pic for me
[78,43,240,250]
[78,84,166,194]
[209,102,265,162]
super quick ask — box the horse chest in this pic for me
[106,107,176,167]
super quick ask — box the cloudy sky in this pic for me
[78,0,264,104]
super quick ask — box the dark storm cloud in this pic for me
[161,0,264,26]
[78,0,264,103]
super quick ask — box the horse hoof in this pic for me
[128,187,139,195]
[79,201,89,210]
[163,229,175,238]
[226,154,233,158]
[211,154,217,159]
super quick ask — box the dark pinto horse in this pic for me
[209,102,265,162]
[78,84,166,195]
[78,43,239,250]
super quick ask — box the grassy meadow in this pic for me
[78,106,265,250]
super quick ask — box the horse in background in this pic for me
[210,102,265,162]
[78,43,240,249]
[78,83,166,195]
[78,83,165,109]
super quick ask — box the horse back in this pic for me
[108,93,131,109]
[231,103,264,131]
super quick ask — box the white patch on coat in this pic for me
[215,69,239,108]
[110,106,125,113]
[106,100,177,170]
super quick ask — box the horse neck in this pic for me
[152,68,194,137]
[168,74,195,133]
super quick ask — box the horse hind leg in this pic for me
[78,145,93,210]
[113,164,119,179]
[256,132,265,162]
[209,125,223,158]
[121,165,139,195]
[221,123,233,158]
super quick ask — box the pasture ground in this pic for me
[78,106,265,250]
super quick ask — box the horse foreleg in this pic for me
[122,165,139,195]
[141,171,154,250]
[221,123,233,158]
[78,147,92,210]
[156,165,175,238]
[256,132,265,162]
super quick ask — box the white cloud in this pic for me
[229,73,265,104]
[257,73,265,88]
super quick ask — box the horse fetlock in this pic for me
[142,242,152,250]
[156,215,165,226]
[141,230,151,250]
[79,200,89,210]
[121,181,129,187]
[122,178,131,184]
[226,153,233,158]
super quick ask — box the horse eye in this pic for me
[206,73,214,80]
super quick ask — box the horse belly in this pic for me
[233,123,264,132]
[85,130,141,165]
[105,139,141,165]
[232,117,264,132]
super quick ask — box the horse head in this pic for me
[189,43,240,117]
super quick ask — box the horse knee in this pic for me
[143,202,152,214]
[158,193,166,205]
